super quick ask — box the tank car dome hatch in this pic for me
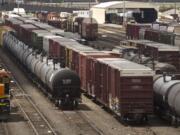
[155,63,177,74]
[140,56,151,64]
[49,69,80,92]
[123,51,137,61]
[153,76,172,95]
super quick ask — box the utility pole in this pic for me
[18,1,19,14]
[89,0,91,10]
[175,2,177,15]
[123,0,126,26]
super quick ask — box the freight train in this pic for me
[3,16,180,124]
[2,27,154,121]
[35,11,98,41]
[3,32,81,108]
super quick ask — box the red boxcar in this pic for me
[18,24,39,46]
[78,51,118,92]
[49,37,79,65]
[91,58,154,120]
[81,18,98,41]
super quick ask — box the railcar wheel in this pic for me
[73,100,78,108]
[140,115,148,123]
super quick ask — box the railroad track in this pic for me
[0,121,9,135]
[62,110,104,135]
[98,25,125,34]
[0,49,58,135]
[97,27,126,48]
[11,83,58,135]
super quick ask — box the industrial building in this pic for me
[90,1,158,24]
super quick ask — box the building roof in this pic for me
[92,1,156,9]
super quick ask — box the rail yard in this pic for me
[1,0,180,135]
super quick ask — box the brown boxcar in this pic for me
[126,23,151,39]
[144,29,160,42]
[81,18,98,40]
[93,58,154,120]
[78,51,118,92]
[49,37,79,65]
[18,24,39,46]
[65,43,95,71]
[5,18,23,33]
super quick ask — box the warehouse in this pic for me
[91,1,158,24]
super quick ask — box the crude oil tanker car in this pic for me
[3,32,81,108]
